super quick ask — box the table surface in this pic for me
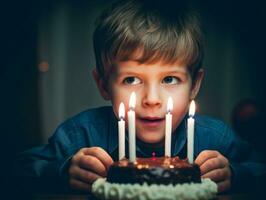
[31,193,256,200]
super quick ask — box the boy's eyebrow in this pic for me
[159,66,189,76]
[115,68,189,79]
[162,68,188,75]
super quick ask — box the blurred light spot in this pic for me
[38,61,49,72]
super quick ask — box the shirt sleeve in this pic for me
[12,122,86,193]
[222,126,266,193]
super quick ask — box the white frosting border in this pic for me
[92,178,217,200]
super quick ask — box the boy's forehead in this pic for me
[116,47,188,66]
[114,60,188,72]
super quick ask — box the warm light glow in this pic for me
[189,100,196,116]
[129,92,136,110]
[167,97,173,113]
[38,61,49,72]
[137,165,143,169]
[119,102,125,119]
[143,164,149,168]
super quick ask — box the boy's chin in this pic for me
[137,134,164,147]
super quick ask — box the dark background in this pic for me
[1,0,266,191]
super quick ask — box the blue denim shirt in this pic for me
[14,106,266,193]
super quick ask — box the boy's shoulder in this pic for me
[57,106,115,132]
[71,106,114,124]
[49,106,116,145]
[43,106,116,157]
[195,114,232,136]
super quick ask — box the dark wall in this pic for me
[0,1,41,187]
[202,0,266,102]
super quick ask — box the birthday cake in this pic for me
[92,156,217,200]
[107,156,201,184]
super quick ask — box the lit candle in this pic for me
[187,100,196,164]
[165,97,173,157]
[128,92,136,162]
[118,102,125,160]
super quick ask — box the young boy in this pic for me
[14,0,265,195]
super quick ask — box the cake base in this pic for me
[92,178,217,200]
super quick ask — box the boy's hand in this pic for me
[195,150,231,193]
[69,147,113,192]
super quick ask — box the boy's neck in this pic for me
[136,138,164,157]
[136,137,164,148]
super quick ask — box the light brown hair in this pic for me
[93,0,204,82]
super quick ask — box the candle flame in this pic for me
[167,97,173,113]
[129,92,136,110]
[119,102,125,119]
[189,100,196,116]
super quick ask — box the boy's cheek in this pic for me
[110,91,133,113]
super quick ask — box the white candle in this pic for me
[128,92,136,162]
[165,97,173,157]
[187,100,196,164]
[118,102,125,160]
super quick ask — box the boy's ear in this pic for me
[190,69,204,100]
[92,68,111,100]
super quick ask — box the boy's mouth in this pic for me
[138,116,165,127]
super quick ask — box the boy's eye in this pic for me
[162,76,180,85]
[123,77,141,85]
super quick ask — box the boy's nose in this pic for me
[142,85,162,108]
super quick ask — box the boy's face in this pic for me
[95,60,203,146]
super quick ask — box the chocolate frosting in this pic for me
[107,156,201,185]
